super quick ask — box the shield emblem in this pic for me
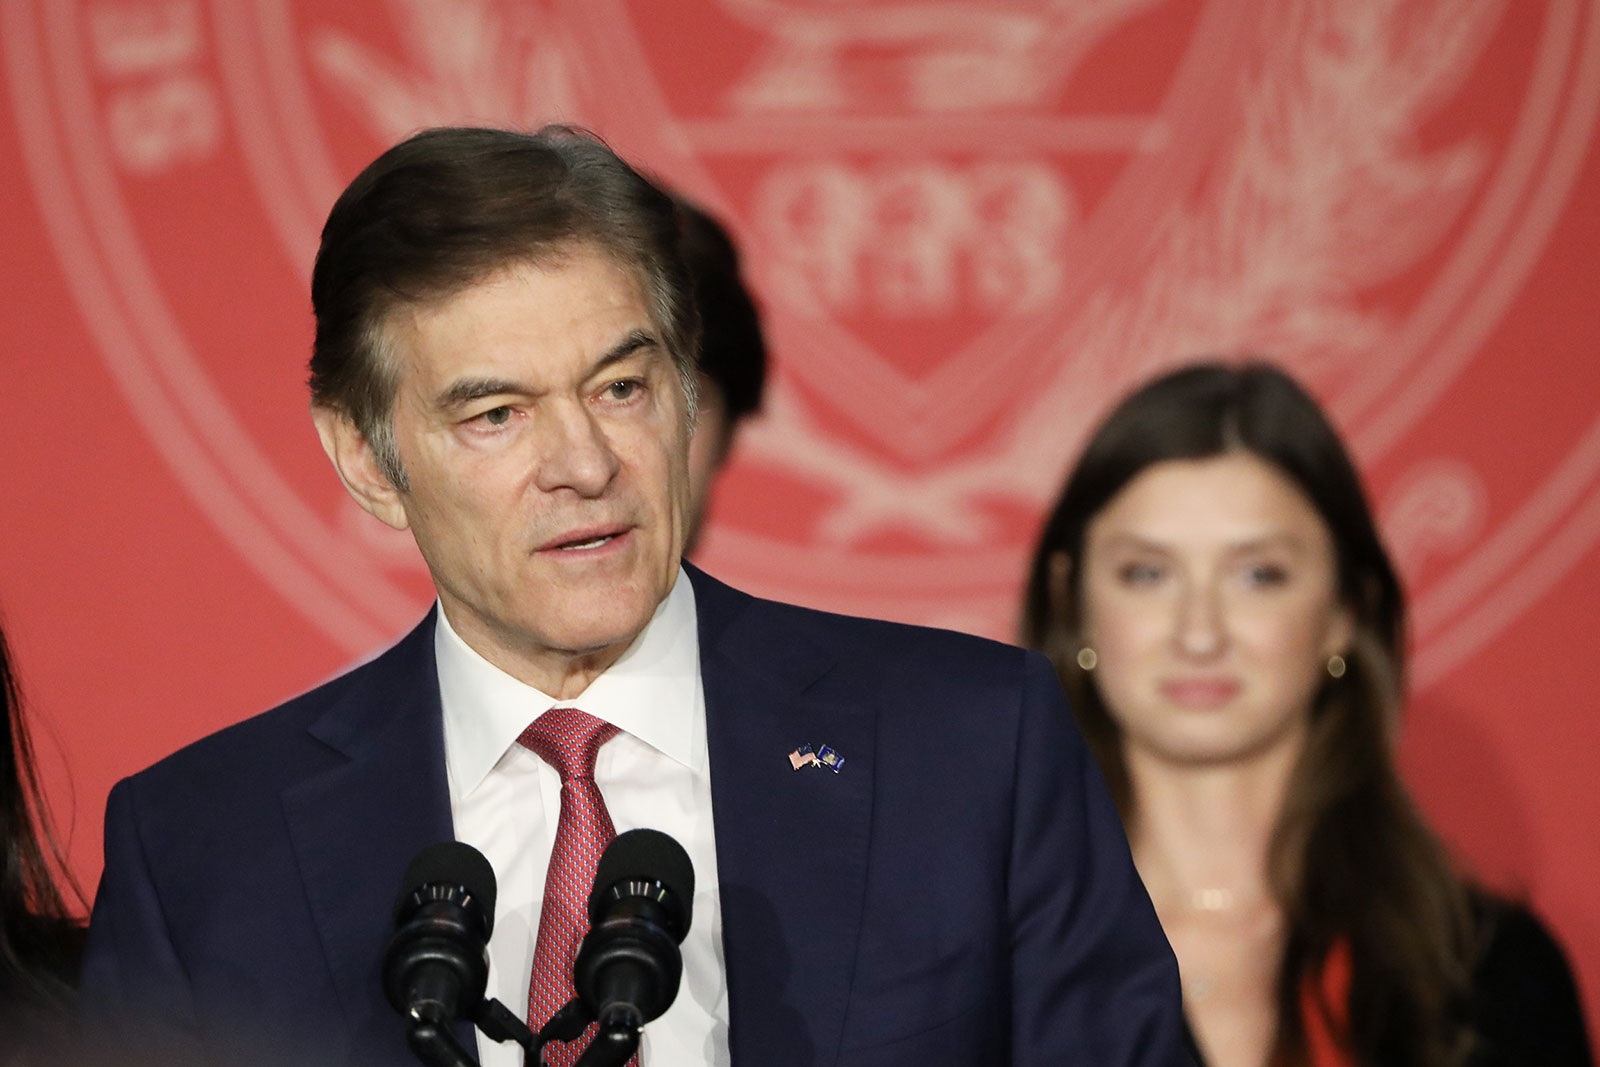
[6,0,1600,676]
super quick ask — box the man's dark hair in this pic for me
[676,198,767,433]
[309,125,700,488]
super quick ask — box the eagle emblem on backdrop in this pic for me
[6,0,1600,686]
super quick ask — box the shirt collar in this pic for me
[436,567,704,801]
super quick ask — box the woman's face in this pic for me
[1073,453,1354,769]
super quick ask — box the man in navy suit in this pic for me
[79,126,1190,1066]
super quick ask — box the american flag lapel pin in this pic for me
[788,743,820,770]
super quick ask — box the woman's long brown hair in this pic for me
[0,618,83,1014]
[1021,362,1480,1065]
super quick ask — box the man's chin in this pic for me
[539,604,660,659]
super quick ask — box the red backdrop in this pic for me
[1,0,1596,1034]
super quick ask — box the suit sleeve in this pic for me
[78,776,208,1063]
[1007,651,1194,1065]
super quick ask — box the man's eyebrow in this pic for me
[589,328,661,376]
[437,377,527,410]
[433,330,663,410]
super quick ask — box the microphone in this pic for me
[383,841,497,1031]
[572,829,695,1040]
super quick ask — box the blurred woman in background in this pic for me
[1022,362,1591,1066]
[0,618,83,1059]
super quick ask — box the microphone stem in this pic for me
[571,1019,640,1067]
[405,1021,480,1067]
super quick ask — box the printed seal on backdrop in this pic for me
[5,0,1600,683]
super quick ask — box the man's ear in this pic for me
[311,406,410,532]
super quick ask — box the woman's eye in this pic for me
[1243,563,1289,587]
[1117,562,1165,586]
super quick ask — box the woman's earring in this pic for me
[1076,646,1098,671]
[1326,653,1347,679]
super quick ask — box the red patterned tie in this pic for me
[519,708,634,1065]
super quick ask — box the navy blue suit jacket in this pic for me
[80,566,1189,1065]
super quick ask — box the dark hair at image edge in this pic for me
[0,619,84,1015]
[308,125,701,489]
[1021,361,1482,1066]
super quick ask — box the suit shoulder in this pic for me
[112,673,338,811]
[802,601,1029,673]
[691,564,1043,687]
[116,616,434,802]
[1469,893,1593,1063]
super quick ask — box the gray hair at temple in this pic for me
[307,125,701,489]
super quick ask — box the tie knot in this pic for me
[518,708,620,782]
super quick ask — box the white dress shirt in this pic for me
[436,569,730,1067]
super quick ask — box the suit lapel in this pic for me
[690,567,874,1067]
[280,613,460,1052]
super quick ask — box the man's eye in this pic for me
[479,406,513,427]
[605,380,640,401]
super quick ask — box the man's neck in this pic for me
[439,610,635,700]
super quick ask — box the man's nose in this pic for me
[533,404,621,496]
[1172,582,1226,660]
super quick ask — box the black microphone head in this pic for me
[576,830,695,1028]
[396,840,498,937]
[588,829,694,940]
[385,842,497,1025]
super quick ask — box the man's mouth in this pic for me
[540,525,629,552]
[558,534,617,551]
